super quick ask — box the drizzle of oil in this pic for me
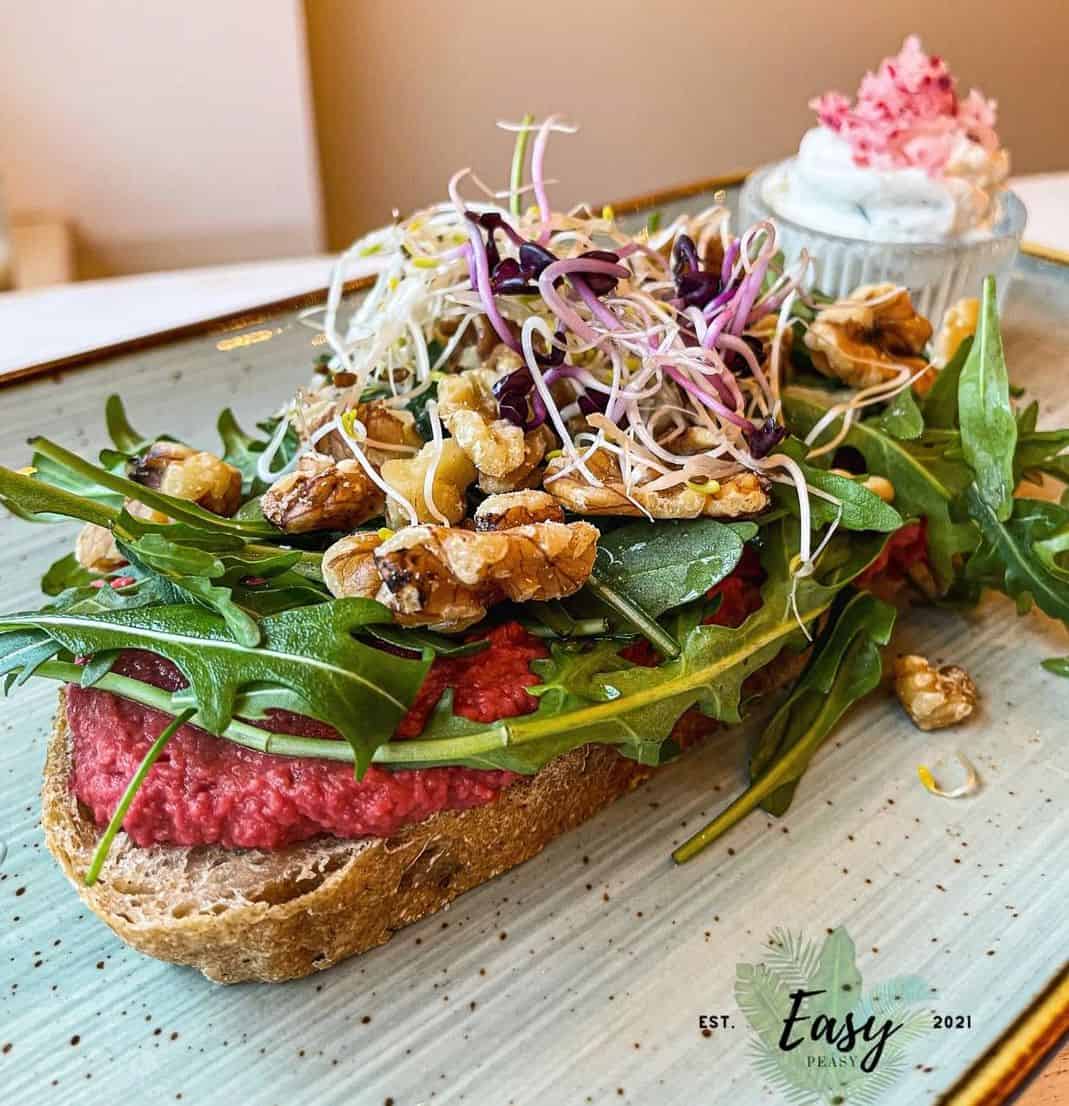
[216,328,278,352]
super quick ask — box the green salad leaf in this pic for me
[104,394,149,454]
[45,574,179,616]
[0,463,117,528]
[0,599,428,775]
[1012,401,1069,485]
[593,518,756,619]
[397,523,891,774]
[217,409,298,498]
[7,524,890,784]
[41,553,97,597]
[116,525,263,646]
[1042,657,1069,678]
[957,277,1017,521]
[921,335,973,429]
[0,629,63,687]
[25,439,278,538]
[1,465,328,643]
[362,623,490,657]
[782,386,977,587]
[774,442,903,533]
[673,589,895,862]
[84,706,196,886]
[873,386,924,440]
[964,492,1069,624]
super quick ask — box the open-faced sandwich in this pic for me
[1,119,1067,982]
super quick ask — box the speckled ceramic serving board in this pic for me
[1,189,1067,1106]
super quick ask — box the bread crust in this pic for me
[43,691,651,983]
[42,648,806,983]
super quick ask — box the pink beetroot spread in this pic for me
[67,622,547,849]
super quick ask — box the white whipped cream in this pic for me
[763,127,1010,242]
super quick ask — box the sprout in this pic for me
[285,119,835,569]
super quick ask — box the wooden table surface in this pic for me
[1017,1039,1069,1103]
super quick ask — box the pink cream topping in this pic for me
[810,36,999,175]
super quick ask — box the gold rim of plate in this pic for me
[2,171,1067,1106]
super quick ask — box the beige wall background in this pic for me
[0,1,324,277]
[306,0,1069,250]
[2,3,1065,277]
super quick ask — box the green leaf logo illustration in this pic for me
[735,927,932,1104]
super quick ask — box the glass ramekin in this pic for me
[739,162,1027,323]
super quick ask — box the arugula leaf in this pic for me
[362,623,489,657]
[217,410,297,498]
[5,523,891,782]
[957,277,1016,521]
[873,387,924,440]
[85,706,196,885]
[79,650,121,688]
[117,528,262,646]
[921,335,973,429]
[1012,403,1069,485]
[964,491,1069,623]
[405,380,440,443]
[783,387,977,586]
[750,590,894,816]
[582,573,682,659]
[104,394,150,455]
[593,518,756,619]
[5,464,328,635]
[41,553,97,597]
[673,589,895,861]
[802,468,903,532]
[26,439,278,538]
[0,600,429,774]
[530,639,630,710]
[1042,657,1069,678]
[45,574,180,616]
[0,629,62,686]
[403,524,891,774]
[775,442,903,532]
[0,464,118,528]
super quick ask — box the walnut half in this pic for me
[322,507,599,632]
[544,449,771,520]
[894,654,978,731]
[131,442,242,517]
[261,452,384,533]
[804,284,934,393]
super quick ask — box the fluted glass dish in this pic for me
[740,161,1027,321]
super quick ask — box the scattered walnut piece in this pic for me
[894,654,977,731]
[476,425,555,494]
[437,368,528,478]
[932,297,979,367]
[75,523,127,575]
[544,449,771,520]
[436,368,554,491]
[804,284,934,394]
[130,442,242,517]
[323,516,598,632]
[380,440,476,528]
[302,398,422,465]
[75,475,212,575]
[474,490,564,530]
[320,531,386,601]
[261,451,384,533]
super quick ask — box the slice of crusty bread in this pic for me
[43,691,652,983]
[42,650,805,984]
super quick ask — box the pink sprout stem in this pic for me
[663,364,752,432]
[538,258,629,345]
